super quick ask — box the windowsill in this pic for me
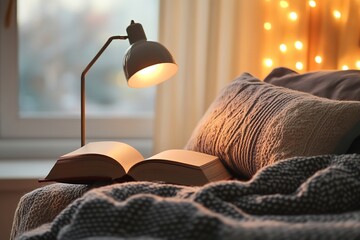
[0,159,54,179]
[0,138,153,179]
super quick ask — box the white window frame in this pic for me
[0,0,154,160]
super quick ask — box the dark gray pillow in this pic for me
[186,73,360,179]
[264,67,360,101]
[348,136,360,154]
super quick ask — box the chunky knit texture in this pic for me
[16,154,360,240]
[186,73,360,178]
[11,184,94,240]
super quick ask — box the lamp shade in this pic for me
[123,21,178,88]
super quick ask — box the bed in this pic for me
[11,67,360,240]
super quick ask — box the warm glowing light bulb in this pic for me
[333,10,341,19]
[280,1,289,8]
[279,44,287,53]
[136,64,161,76]
[264,22,272,30]
[264,58,273,67]
[342,65,349,70]
[309,0,317,8]
[289,12,298,21]
[295,61,304,70]
[314,56,322,64]
[128,63,178,88]
[356,60,360,69]
[294,41,303,50]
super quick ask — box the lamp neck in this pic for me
[80,35,128,147]
[126,20,147,44]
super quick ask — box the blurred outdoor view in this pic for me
[18,0,159,117]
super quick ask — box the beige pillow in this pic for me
[185,73,360,179]
[264,67,360,154]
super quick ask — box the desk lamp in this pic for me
[81,20,178,146]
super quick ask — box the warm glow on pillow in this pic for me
[186,73,360,178]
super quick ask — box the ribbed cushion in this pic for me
[185,73,360,178]
[264,67,360,154]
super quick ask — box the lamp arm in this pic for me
[81,35,128,147]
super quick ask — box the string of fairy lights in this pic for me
[262,0,360,72]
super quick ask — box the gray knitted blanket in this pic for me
[17,154,360,240]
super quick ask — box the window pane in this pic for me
[18,0,159,117]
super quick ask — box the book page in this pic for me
[61,141,145,173]
[146,149,218,167]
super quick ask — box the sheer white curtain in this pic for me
[154,0,360,153]
[154,0,264,152]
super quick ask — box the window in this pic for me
[0,0,160,158]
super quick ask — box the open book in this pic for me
[40,141,231,186]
